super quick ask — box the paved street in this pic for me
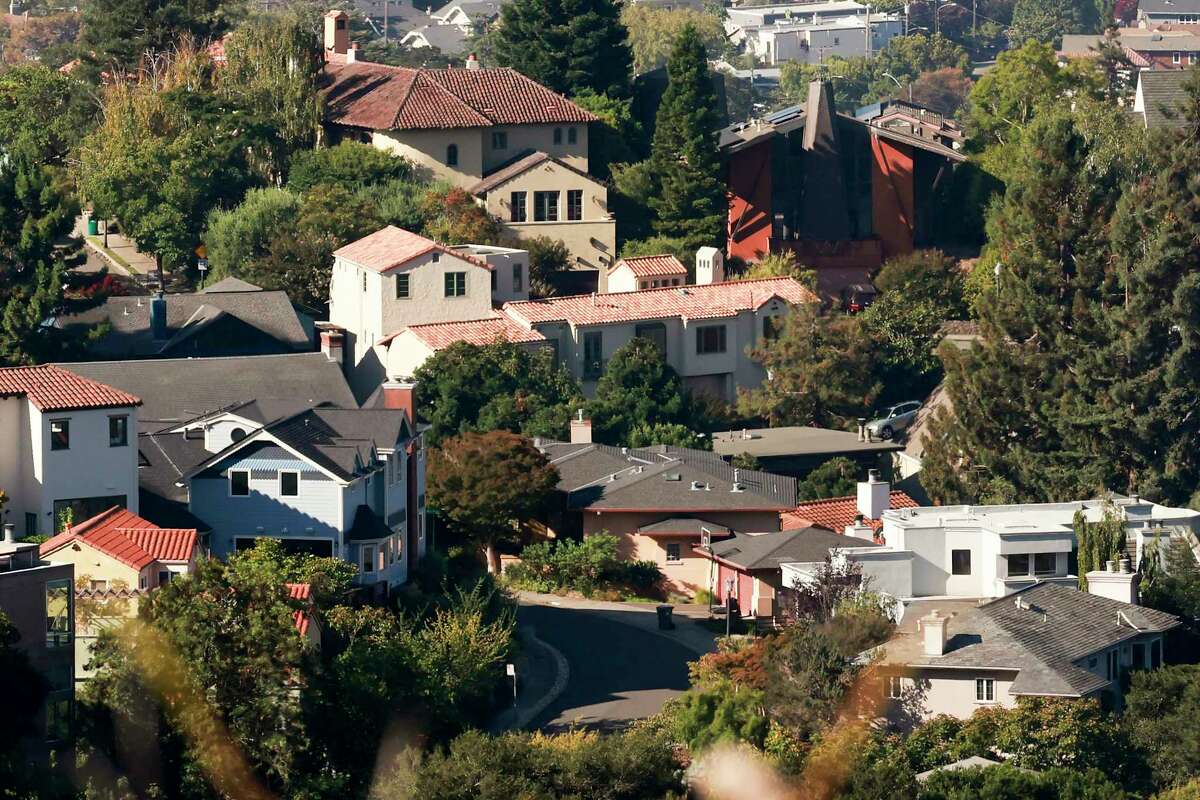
[520,601,703,733]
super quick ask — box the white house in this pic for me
[751,14,903,65]
[0,365,141,538]
[327,225,530,397]
[605,254,688,294]
[378,312,551,378]
[178,395,425,593]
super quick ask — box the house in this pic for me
[874,581,1179,723]
[0,365,141,539]
[0,526,74,759]
[38,506,198,679]
[853,99,965,150]
[720,82,966,299]
[62,352,359,530]
[1133,69,1191,129]
[535,431,796,595]
[468,150,616,274]
[605,254,688,294]
[726,0,873,46]
[501,275,817,400]
[53,278,314,360]
[429,0,504,31]
[696,525,877,619]
[179,399,425,593]
[712,425,905,478]
[326,225,530,396]
[377,312,551,378]
[1137,0,1200,27]
[748,14,903,66]
[805,495,1200,604]
[399,23,470,54]
[1059,27,1200,68]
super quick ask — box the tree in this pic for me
[204,187,303,281]
[76,0,242,78]
[738,307,881,430]
[619,4,727,73]
[858,294,947,404]
[644,24,725,253]
[1072,502,1126,590]
[872,249,966,319]
[743,251,817,290]
[570,91,646,179]
[1008,0,1101,48]
[524,235,571,297]
[0,64,91,164]
[762,624,858,741]
[286,141,412,194]
[413,340,584,444]
[796,457,859,501]
[909,67,973,116]
[587,337,692,444]
[1126,665,1200,790]
[420,186,503,246]
[667,680,770,751]
[918,765,1128,800]
[426,431,560,573]
[628,421,710,449]
[492,0,632,99]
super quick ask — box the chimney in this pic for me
[1086,560,1141,605]
[922,609,947,657]
[570,409,592,444]
[346,42,358,63]
[857,417,867,442]
[465,53,481,70]
[324,10,349,57]
[381,379,417,424]
[844,512,875,541]
[695,246,725,285]
[2,523,15,544]
[856,469,889,521]
[150,292,168,341]
[318,324,345,367]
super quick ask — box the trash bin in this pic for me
[656,604,675,630]
[87,218,99,236]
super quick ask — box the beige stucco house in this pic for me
[606,255,688,294]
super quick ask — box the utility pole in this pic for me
[384,0,389,43]
[972,0,977,34]
[865,3,871,57]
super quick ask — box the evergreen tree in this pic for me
[587,337,693,445]
[646,24,725,251]
[492,0,632,99]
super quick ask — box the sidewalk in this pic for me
[488,623,569,733]
[75,216,157,275]
[516,591,719,657]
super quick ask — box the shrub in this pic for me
[286,141,411,192]
[504,534,664,599]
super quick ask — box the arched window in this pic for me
[446,144,458,166]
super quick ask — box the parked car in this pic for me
[866,401,922,440]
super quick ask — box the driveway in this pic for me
[519,600,707,733]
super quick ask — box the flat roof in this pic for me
[883,496,1200,532]
[712,426,905,458]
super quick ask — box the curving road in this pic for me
[520,602,700,733]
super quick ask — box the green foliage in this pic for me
[1126,664,1200,790]
[570,91,646,178]
[858,294,947,404]
[77,0,242,78]
[231,538,357,608]
[1008,0,1101,49]
[286,141,412,194]
[918,765,1128,800]
[873,249,967,319]
[731,452,762,470]
[493,0,633,99]
[627,421,711,450]
[204,187,303,280]
[427,430,561,573]
[1141,537,1200,637]
[0,64,92,164]
[666,679,769,751]
[523,235,571,297]
[588,337,695,444]
[1073,503,1126,590]
[419,186,504,246]
[619,4,727,73]
[504,534,664,598]
[762,624,860,741]
[743,250,817,291]
[413,340,584,444]
[796,457,859,501]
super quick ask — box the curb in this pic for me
[83,237,135,277]
[511,624,570,731]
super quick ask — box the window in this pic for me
[362,273,367,292]
[1191,52,1198,65]
[491,270,497,292]
[158,570,171,585]
[46,698,71,743]
[553,127,563,144]
[510,191,527,222]
[1107,649,1120,681]
[336,16,346,29]
[492,131,508,149]
[1007,553,1030,576]
[109,415,128,447]
[229,469,250,497]
[230,427,247,442]
[583,330,604,379]
[534,191,559,222]
[1034,552,1057,576]
[1133,642,1146,670]
[89,579,108,591]
[361,545,375,574]
[513,263,524,292]
[696,325,727,354]
[568,126,577,144]
[635,322,667,354]
[431,252,440,263]
[951,549,972,575]
[45,579,71,648]
[396,273,410,299]
[975,678,995,703]
[567,189,583,221]
[1152,638,1163,668]
[444,271,467,297]
[50,419,69,450]
[446,143,458,166]
[886,675,903,699]
[665,543,682,563]
[25,513,36,538]
[1174,51,1182,64]
[280,471,299,497]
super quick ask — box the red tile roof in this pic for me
[503,277,819,327]
[608,254,688,278]
[40,506,197,570]
[0,364,141,412]
[382,313,548,349]
[334,225,491,273]
[321,60,596,131]
[286,583,313,636]
[783,490,919,534]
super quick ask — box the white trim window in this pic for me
[665,543,682,563]
[886,675,903,699]
[1174,51,1183,64]
[361,544,376,574]
[975,678,995,703]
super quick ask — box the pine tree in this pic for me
[646,24,725,251]
[492,0,632,99]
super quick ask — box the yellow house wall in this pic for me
[372,129,485,188]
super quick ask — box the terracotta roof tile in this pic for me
[783,490,918,534]
[383,313,548,349]
[334,225,491,273]
[40,506,197,571]
[608,254,688,278]
[0,364,141,412]
[503,277,819,327]
[286,583,313,636]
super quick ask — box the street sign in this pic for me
[195,244,208,259]
[197,258,209,272]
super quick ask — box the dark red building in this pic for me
[720,83,965,301]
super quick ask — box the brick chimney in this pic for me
[324,10,349,58]
[857,469,890,521]
[381,380,417,424]
[922,609,947,657]
[318,325,344,366]
[569,409,592,444]
[1086,558,1140,605]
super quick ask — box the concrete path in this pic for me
[75,216,156,275]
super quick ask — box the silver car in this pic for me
[867,401,922,440]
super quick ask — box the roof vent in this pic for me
[664,472,681,481]
[608,473,617,482]
[633,465,644,474]
[690,480,705,491]
[731,482,746,493]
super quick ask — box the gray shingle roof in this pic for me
[884,583,1179,697]
[704,526,877,570]
[1139,0,1200,13]
[1138,70,1192,129]
[264,407,411,481]
[61,353,357,424]
[401,24,469,54]
[638,517,731,536]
